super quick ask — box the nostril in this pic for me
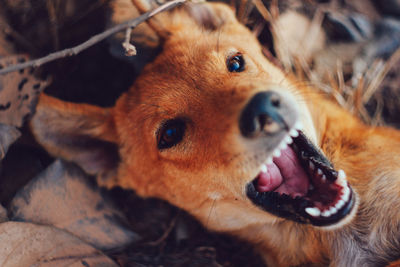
[258,114,267,129]
[270,94,281,108]
[239,91,286,138]
[259,115,281,134]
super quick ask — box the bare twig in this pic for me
[146,215,178,246]
[122,27,137,56]
[363,49,400,103]
[0,0,187,75]
[253,0,273,23]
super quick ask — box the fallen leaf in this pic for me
[0,221,118,267]
[0,15,15,56]
[0,123,20,160]
[0,55,48,127]
[0,204,7,222]
[10,160,139,250]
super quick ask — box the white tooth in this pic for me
[279,141,288,150]
[289,129,299,137]
[336,199,345,209]
[329,206,338,214]
[294,121,303,130]
[309,161,315,170]
[321,210,331,217]
[261,164,267,173]
[305,207,321,217]
[336,169,347,186]
[273,149,281,158]
[342,186,350,202]
[266,157,273,164]
[285,135,293,144]
[317,169,323,175]
[309,184,314,191]
[321,175,327,182]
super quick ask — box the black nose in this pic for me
[239,91,288,138]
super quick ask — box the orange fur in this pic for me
[31,3,400,266]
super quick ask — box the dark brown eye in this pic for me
[157,119,186,150]
[227,53,245,72]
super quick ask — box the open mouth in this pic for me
[246,128,356,227]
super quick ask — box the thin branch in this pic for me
[0,0,187,75]
[146,214,178,246]
[122,27,136,56]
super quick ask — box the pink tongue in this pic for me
[256,147,309,197]
[257,164,283,192]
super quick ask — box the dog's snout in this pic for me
[239,91,288,138]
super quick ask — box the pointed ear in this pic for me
[30,94,119,186]
[127,1,238,37]
[181,2,238,31]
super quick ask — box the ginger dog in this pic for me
[31,3,400,266]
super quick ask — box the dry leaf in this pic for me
[0,221,118,267]
[10,160,139,250]
[0,123,20,160]
[0,55,48,127]
[0,15,15,56]
[0,204,7,222]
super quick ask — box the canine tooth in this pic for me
[289,129,299,137]
[317,169,323,175]
[321,210,331,217]
[284,135,293,144]
[273,149,281,158]
[321,175,327,182]
[329,206,338,214]
[261,164,267,173]
[305,207,321,217]
[309,162,315,170]
[336,169,347,186]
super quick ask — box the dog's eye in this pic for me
[157,119,186,150]
[227,53,245,72]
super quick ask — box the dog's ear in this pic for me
[181,2,237,31]
[30,94,119,185]
[128,0,238,37]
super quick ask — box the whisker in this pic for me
[206,199,217,228]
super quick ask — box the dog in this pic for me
[31,2,400,266]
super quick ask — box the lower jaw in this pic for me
[246,181,356,227]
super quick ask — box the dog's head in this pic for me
[31,3,356,233]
